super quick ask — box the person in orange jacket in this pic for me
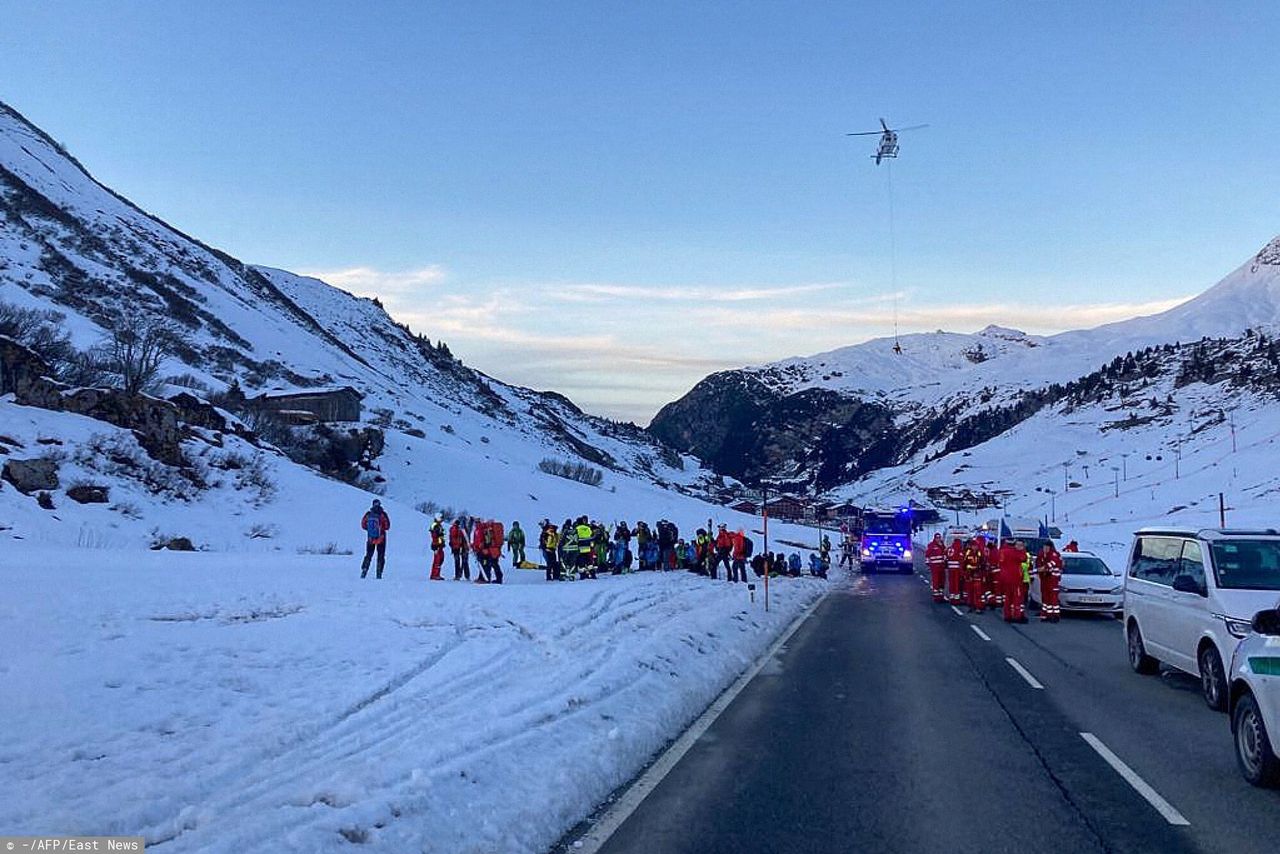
[1063,540,1080,553]
[1036,542,1064,622]
[925,533,947,603]
[999,539,1030,623]
[946,537,966,605]
[964,538,986,613]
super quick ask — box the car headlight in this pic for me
[861,548,871,556]
[903,550,913,560]
[1223,616,1253,639]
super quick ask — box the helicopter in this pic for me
[846,118,929,165]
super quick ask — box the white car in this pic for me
[1029,550,1122,615]
[1229,607,1280,787]
[1124,527,1280,712]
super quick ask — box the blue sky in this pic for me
[3,1,1278,421]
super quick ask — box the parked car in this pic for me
[1124,527,1280,711]
[1029,550,1122,615]
[1229,607,1280,787]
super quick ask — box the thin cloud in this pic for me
[289,265,1195,420]
[693,296,1192,333]
[552,281,844,304]
[299,265,448,297]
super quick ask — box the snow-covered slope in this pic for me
[0,99,729,549]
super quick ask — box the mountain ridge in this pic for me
[650,236,1280,491]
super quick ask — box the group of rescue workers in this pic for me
[359,498,831,583]
[923,532,1075,623]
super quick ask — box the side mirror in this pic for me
[1252,609,1280,636]
[1172,575,1206,597]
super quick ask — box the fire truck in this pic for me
[859,507,914,573]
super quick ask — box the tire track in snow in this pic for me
[147,584,665,849]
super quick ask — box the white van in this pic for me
[1124,527,1280,711]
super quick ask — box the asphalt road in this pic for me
[589,564,1280,854]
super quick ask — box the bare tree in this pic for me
[104,316,175,395]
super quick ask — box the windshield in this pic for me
[1020,537,1052,555]
[863,518,907,535]
[1063,556,1112,576]
[1210,540,1280,591]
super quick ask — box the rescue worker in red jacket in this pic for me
[449,519,470,581]
[1063,540,1079,553]
[729,529,748,583]
[963,538,986,613]
[472,521,504,584]
[946,537,965,605]
[360,499,390,579]
[925,534,947,603]
[985,538,1001,609]
[999,539,1030,623]
[428,514,446,581]
[1036,542,1064,622]
[711,524,733,580]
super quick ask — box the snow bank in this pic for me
[0,546,824,853]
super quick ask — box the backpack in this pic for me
[743,537,754,558]
[365,513,382,539]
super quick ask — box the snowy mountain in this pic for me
[651,237,1280,492]
[0,100,733,551]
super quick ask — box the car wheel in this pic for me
[1199,645,1228,712]
[1234,691,1280,787]
[1127,621,1158,674]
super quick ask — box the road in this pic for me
[583,565,1280,854]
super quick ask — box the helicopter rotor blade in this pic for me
[894,124,930,132]
[845,130,883,136]
[879,117,889,131]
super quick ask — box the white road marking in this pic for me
[571,593,827,853]
[1006,656,1044,689]
[1080,732,1191,826]
[970,624,991,641]
[951,605,965,617]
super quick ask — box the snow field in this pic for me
[0,546,825,853]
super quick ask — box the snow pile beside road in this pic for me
[0,547,824,853]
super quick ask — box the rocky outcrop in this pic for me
[649,370,900,490]
[66,484,109,504]
[2,457,60,493]
[168,391,254,441]
[0,335,62,408]
[1,336,185,464]
[279,424,385,482]
[61,388,183,465]
[151,536,196,552]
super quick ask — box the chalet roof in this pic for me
[255,385,363,401]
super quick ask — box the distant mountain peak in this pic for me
[1254,235,1280,268]
[977,324,1031,341]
